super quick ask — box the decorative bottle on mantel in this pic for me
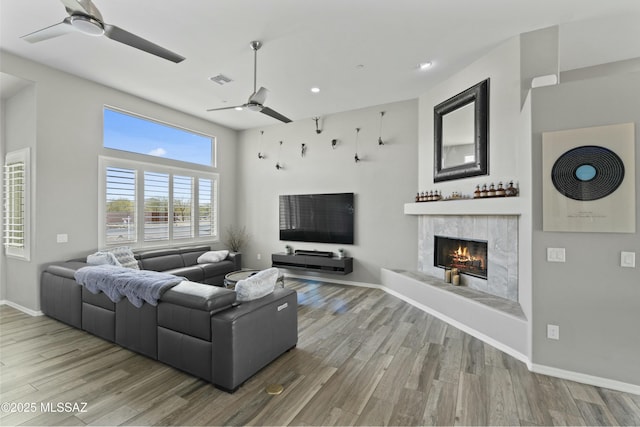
[480,184,488,198]
[488,183,496,197]
[505,181,518,197]
[496,182,506,197]
[474,185,481,199]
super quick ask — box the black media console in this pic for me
[271,253,353,275]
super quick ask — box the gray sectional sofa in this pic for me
[40,245,298,392]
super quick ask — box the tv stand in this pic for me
[272,253,353,275]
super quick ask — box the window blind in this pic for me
[173,175,193,239]
[3,161,25,248]
[105,167,136,244]
[144,171,169,242]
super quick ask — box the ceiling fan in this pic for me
[20,0,185,63]
[207,41,292,124]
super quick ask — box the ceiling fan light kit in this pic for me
[70,15,104,36]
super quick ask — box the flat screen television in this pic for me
[279,192,354,244]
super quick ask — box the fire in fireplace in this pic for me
[434,236,488,279]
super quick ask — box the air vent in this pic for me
[209,74,233,85]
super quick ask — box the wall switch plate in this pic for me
[621,251,636,268]
[257,253,261,260]
[56,234,68,243]
[547,324,560,340]
[547,247,566,262]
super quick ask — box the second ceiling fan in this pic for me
[208,41,292,124]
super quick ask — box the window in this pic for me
[103,107,215,167]
[100,157,218,248]
[3,148,30,260]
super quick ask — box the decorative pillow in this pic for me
[235,268,279,302]
[197,250,229,264]
[107,246,140,270]
[87,251,121,266]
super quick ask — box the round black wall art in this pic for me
[551,145,625,201]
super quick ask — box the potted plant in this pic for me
[223,224,250,253]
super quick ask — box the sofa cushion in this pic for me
[197,250,229,264]
[87,251,120,266]
[179,245,211,266]
[137,248,183,271]
[108,246,140,269]
[235,268,279,302]
[164,265,205,283]
[161,280,236,312]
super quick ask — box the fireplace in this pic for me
[435,236,488,279]
[419,215,518,301]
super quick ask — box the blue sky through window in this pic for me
[104,108,213,166]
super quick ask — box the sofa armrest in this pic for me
[210,288,297,391]
[227,252,242,270]
[45,261,89,280]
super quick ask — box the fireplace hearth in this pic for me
[435,236,488,279]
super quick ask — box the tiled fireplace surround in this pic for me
[418,215,519,302]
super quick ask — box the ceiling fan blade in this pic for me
[260,106,292,123]
[103,24,185,63]
[206,105,244,112]
[21,17,75,43]
[249,87,268,105]
[60,0,103,21]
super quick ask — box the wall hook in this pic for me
[258,130,266,159]
[313,117,322,134]
[354,127,361,163]
[301,143,307,157]
[378,111,385,145]
[331,139,338,149]
[275,140,284,170]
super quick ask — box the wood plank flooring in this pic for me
[1,279,639,426]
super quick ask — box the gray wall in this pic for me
[236,100,419,285]
[1,81,36,309]
[531,71,640,385]
[0,52,239,312]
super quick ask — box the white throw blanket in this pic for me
[74,264,185,308]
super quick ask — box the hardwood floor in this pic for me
[1,279,639,426]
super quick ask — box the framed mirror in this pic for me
[434,78,489,182]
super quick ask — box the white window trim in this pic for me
[99,156,219,249]
[3,147,31,261]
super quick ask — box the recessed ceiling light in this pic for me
[234,106,243,111]
[418,61,433,71]
[310,87,320,93]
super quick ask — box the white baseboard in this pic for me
[531,364,640,396]
[0,300,43,317]
[281,271,381,289]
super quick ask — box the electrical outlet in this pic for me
[621,251,636,268]
[56,234,68,243]
[547,247,565,262]
[257,253,261,260]
[547,324,560,340]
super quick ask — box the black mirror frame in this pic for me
[433,78,489,182]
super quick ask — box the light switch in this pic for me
[56,234,68,243]
[621,251,636,268]
[547,247,565,262]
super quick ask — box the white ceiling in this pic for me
[1,0,639,130]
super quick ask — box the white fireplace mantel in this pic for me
[404,197,522,216]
